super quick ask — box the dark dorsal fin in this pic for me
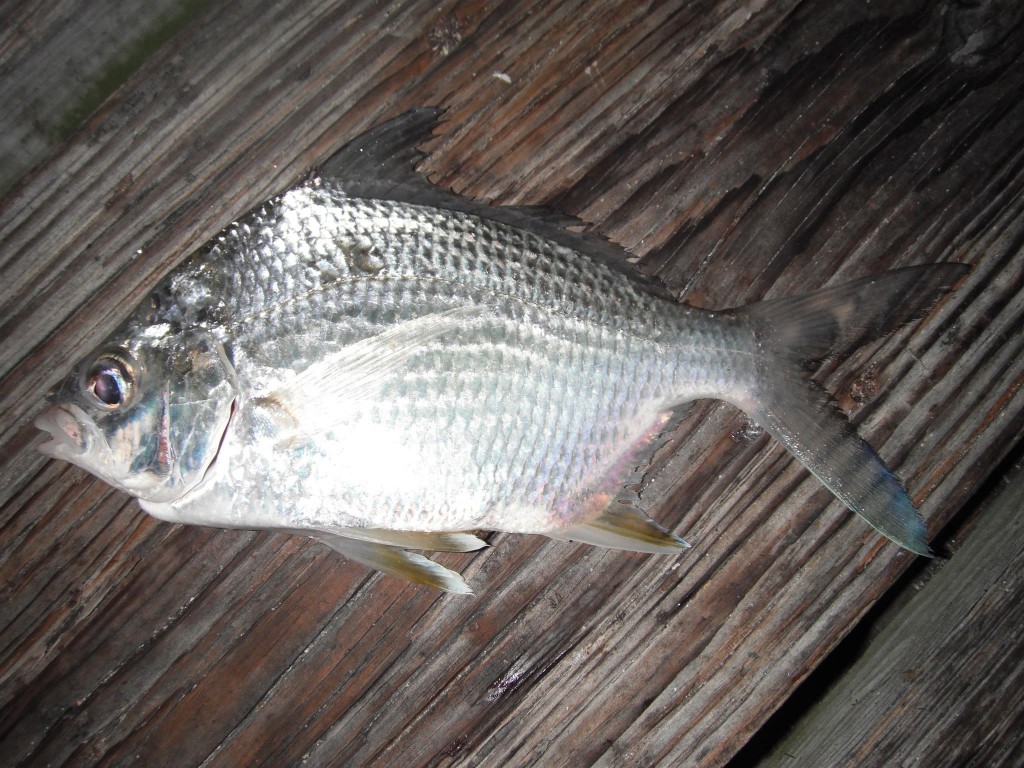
[321,107,442,188]
[319,109,676,299]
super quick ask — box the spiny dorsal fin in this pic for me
[556,505,689,554]
[322,107,441,187]
[311,531,473,594]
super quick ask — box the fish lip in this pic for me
[34,404,90,459]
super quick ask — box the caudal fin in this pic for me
[737,264,968,554]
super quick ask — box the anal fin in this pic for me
[311,531,473,594]
[324,527,488,553]
[556,505,689,554]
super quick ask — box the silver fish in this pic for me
[35,110,967,593]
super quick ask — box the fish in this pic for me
[35,109,968,593]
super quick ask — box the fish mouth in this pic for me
[34,404,91,460]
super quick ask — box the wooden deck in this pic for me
[1,1,1022,765]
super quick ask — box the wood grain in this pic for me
[1,0,1022,766]
[759,456,1024,767]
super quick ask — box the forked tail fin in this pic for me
[737,264,969,554]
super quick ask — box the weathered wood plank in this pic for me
[1,1,1022,766]
[757,455,1024,767]
[0,0,212,196]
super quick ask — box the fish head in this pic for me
[36,328,238,504]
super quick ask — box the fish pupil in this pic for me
[85,356,132,408]
[93,371,123,405]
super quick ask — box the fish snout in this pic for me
[35,405,91,459]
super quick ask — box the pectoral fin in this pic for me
[311,531,473,593]
[262,305,486,441]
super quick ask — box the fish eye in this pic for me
[84,354,135,409]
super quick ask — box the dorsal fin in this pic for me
[322,107,441,189]
[318,110,676,299]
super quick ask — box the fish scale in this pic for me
[179,188,720,533]
[210,192,680,342]
[35,110,968,591]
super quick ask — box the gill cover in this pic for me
[37,332,237,504]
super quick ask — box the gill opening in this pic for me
[200,395,237,485]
